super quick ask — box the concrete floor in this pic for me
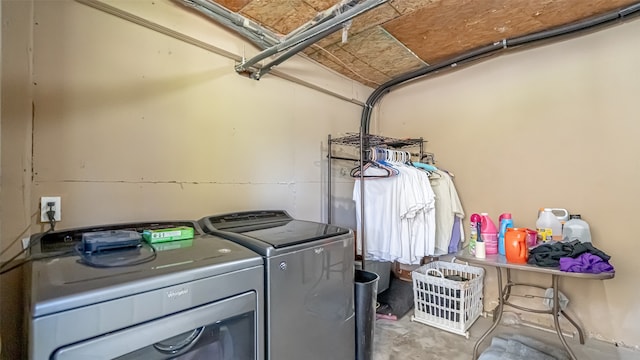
[373,312,640,360]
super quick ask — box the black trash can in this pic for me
[355,269,379,360]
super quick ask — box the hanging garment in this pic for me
[430,169,464,255]
[448,217,463,253]
[394,163,435,264]
[353,160,435,264]
[353,168,402,261]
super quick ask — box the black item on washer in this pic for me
[80,230,142,254]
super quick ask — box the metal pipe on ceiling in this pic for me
[360,2,640,134]
[252,16,353,79]
[178,0,380,79]
[283,0,360,42]
[235,0,388,76]
[177,0,281,49]
[246,0,372,79]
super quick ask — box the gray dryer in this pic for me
[199,210,355,360]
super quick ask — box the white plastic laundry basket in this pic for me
[411,260,484,338]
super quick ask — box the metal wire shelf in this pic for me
[327,132,426,271]
[329,133,424,149]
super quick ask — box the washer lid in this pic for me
[30,235,262,317]
[203,211,350,248]
[27,222,263,317]
[239,220,349,248]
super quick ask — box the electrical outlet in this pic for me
[40,196,62,222]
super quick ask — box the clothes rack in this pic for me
[327,133,425,269]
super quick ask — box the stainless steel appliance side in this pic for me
[266,233,355,360]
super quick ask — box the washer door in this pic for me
[53,292,258,360]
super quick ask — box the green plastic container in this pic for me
[142,226,194,243]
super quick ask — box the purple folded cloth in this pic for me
[559,253,614,274]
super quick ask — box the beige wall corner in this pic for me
[30,0,364,227]
[379,18,640,350]
[0,0,2,353]
[3,0,367,357]
[1,0,34,358]
[79,0,373,105]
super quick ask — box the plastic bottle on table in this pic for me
[536,208,563,242]
[537,208,569,225]
[498,213,514,256]
[475,232,486,259]
[562,214,592,243]
[480,213,498,254]
[469,213,480,255]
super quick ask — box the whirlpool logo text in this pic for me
[166,288,189,299]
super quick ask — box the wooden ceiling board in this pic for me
[203,0,638,86]
[240,0,319,34]
[338,27,425,77]
[303,0,342,12]
[303,46,318,56]
[383,0,539,63]
[312,4,400,51]
[347,3,400,34]
[301,4,400,57]
[384,0,638,64]
[308,44,392,87]
[521,0,639,28]
[315,31,342,48]
[301,30,346,56]
[209,0,252,12]
[389,0,438,15]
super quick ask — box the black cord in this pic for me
[0,258,31,275]
[0,230,51,276]
[0,205,56,275]
[46,203,56,231]
[0,210,39,258]
[0,249,75,276]
[0,246,31,272]
[1,205,58,275]
[74,242,157,268]
[2,231,157,274]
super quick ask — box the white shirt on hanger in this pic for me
[430,169,464,255]
[353,160,437,265]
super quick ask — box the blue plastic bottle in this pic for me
[498,213,513,256]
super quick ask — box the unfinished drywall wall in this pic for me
[30,0,365,229]
[0,0,366,358]
[376,18,640,350]
[0,1,2,356]
[1,1,33,358]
